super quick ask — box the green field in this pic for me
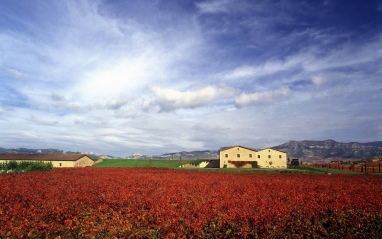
[93,159,368,174]
[93,159,205,169]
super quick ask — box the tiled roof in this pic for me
[219,145,257,152]
[258,148,287,153]
[0,154,91,161]
[220,146,287,153]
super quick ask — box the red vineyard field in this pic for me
[1,168,382,238]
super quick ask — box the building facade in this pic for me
[219,146,287,168]
[0,154,94,167]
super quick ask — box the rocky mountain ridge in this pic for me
[273,140,382,162]
[151,140,382,163]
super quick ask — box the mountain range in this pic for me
[2,139,382,163]
[150,140,382,163]
[273,140,382,162]
[149,150,219,160]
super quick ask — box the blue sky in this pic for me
[1,0,381,157]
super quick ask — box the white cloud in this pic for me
[196,0,254,15]
[196,0,231,14]
[222,54,307,81]
[312,74,329,88]
[29,115,59,126]
[6,68,29,80]
[114,110,139,118]
[223,66,257,79]
[302,36,382,73]
[51,92,66,101]
[235,87,291,108]
[51,101,90,113]
[150,85,239,111]
[76,58,153,102]
[104,96,130,110]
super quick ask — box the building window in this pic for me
[237,154,240,158]
[225,154,228,158]
[59,163,62,166]
[268,155,271,158]
[258,155,260,158]
[249,154,252,158]
[269,150,270,152]
[279,155,282,158]
[237,148,240,150]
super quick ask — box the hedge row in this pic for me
[0,160,54,173]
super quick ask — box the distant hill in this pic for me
[273,140,382,163]
[0,147,120,159]
[361,141,382,147]
[151,150,219,160]
[0,147,63,154]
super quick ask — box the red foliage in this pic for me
[1,168,382,238]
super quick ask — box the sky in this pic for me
[1,0,382,157]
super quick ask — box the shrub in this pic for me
[0,161,54,173]
[0,162,6,170]
[7,161,18,170]
[19,161,31,170]
[26,162,54,172]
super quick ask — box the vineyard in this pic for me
[1,168,382,238]
[307,162,382,173]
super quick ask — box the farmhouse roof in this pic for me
[219,145,257,152]
[0,153,91,161]
[259,148,287,153]
[220,146,287,154]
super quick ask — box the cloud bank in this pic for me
[0,0,381,157]
[235,87,291,108]
[150,85,238,111]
